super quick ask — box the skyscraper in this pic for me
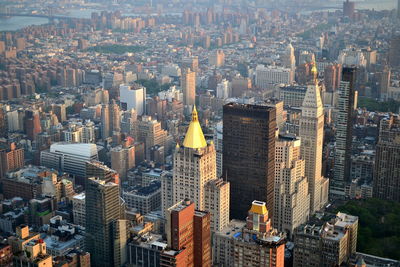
[331,67,357,199]
[101,104,110,139]
[282,43,296,70]
[85,177,126,267]
[223,103,276,219]
[343,0,355,19]
[109,100,121,134]
[299,65,329,214]
[164,199,211,266]
[111,139,135,182]
[173,107,230,231]
[182,68,196,107]
[274,135,310,237]
[388,35,400,68]
[373,115,400,202]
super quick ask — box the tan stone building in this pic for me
[172,107,230,232]
[299,67,329,214]
[274,134,310,238]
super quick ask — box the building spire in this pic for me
[183,106,207,149]
[311,60,318,84]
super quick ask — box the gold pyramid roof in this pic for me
[183,106,207,149]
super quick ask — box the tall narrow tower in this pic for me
[299,64,329,214]
[182,68,196,107]
[101,104,110,139]
[173,106,215,210]
[173,107,229,232]
[331,67,357,199]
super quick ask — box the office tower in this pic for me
[278,85,308,107]
[265,99,285,131]
[119,84,146,115]
[0,106,7,138]
[274,135,310,237]
[24,110,42,141]
[373,115,400,201]
[121,109,137,135]
[63,124,83,143]
[293,212,358,267]
[332,67,357,199]
[101,104,110,139]
[182,69,196,107]
[377,66,391,101]
[182,56,199,72]
[388,35,400,68]
[110,100,121,134]
[324,64,342,92]
[0,142,24,178]
[137,116,167,160]
[216,79,231,99]
[299,66,329,214]
[338,48,367,67]
[343,0,355,19]
[86,177,127,267]
[164,199,211,266]
[209,50,225,67]
[111,139,135,182]
[173,107,230,231]
[52,103,67,122]
[41,143,99,179]
[398,0,400,18]
[282,43,296,70]
[255,65,294,89]
[213,201,286,267]
[86,160,119,184]
[213,122,223,177]
[231,75,251,97]
[223,103,276,219]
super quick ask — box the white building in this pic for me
[255,65,294,89]
[274,135,310,237]
[40,143,99,178]
[213,122,223,177]
[72,193,86,227]
[119,84,146,115]
[216,79,232,99]
[158,86,183,102]
[338,48,367,67]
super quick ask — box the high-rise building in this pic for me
[299,66,329,214]
[209,50,225,67]
[41,143,99,179]
[119,84,146,115]
[0,142,24,178]
[343,0,355,19]
[373,115,400,202]
[101,104,110,139]
[86,160,119,184]
[213,121,223,177]
[223,103,276,219]
[324,64,342,92]
[182,69,196,107]
[111,139,135,182]
[282,43,296,70]
[110,100,121,134]
[72,193,86,226]
[173,107,230,231]
[213,200,286,267]
[331,67,357,199]
[255,65,294,89]
[274,135,310,237]
[293,212,358,267]
[24,110,42,141]
[137,116,167,160]
[388,35,400,68]
[164,199,211,267]
[182,56,199,72]
[85,177,127,267]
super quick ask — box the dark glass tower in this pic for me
[223,103,276,219]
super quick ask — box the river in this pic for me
[0,0,397,32]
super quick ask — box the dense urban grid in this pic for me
[0,0,399,266]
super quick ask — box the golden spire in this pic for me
[311,61,318,84]
[182,106,207,149]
